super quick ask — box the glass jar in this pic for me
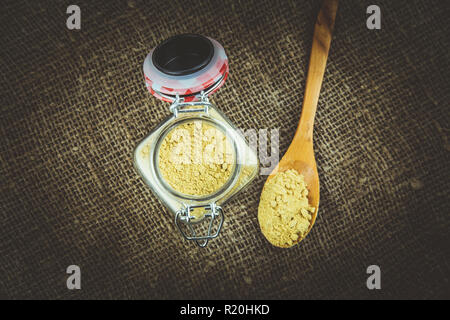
[134,34,259,247]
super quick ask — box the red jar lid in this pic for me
[143,34,229,102]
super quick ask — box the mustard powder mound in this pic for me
[258,169,315,248]
[158,120,235,196]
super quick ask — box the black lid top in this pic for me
[152,34,214,76]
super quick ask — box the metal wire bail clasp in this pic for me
[169,92,211,117]
[174,203,224,247]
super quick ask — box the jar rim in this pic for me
[152,116,242,203]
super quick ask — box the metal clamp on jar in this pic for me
[134,34,259,247]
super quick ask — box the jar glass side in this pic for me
[133,104,259,219]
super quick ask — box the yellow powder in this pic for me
[158,120,234,196]
[258,169,315,248]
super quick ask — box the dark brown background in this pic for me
[1,0,449,299]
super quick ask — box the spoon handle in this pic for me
[295,0,338,142]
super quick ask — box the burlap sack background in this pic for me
[1,0,449,299]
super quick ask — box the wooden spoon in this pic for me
[263,0,338,244]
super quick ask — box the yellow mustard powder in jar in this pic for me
[158,120,235,196]
[258,169,315,248]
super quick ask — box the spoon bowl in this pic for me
[269,141,320,237]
